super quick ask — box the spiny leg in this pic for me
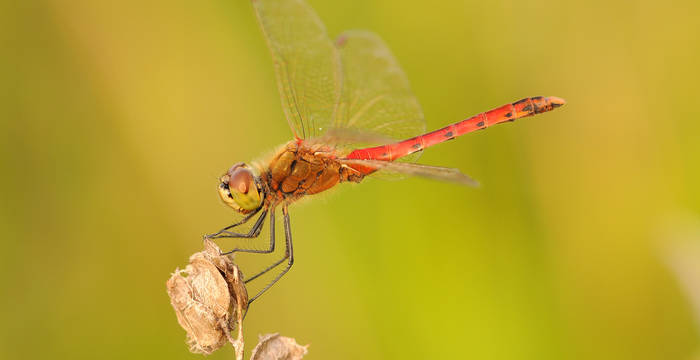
[219,208,280,256]
[204,207,275,255]
[244,207,289,282]
[206,206,263,238]
[209,208,267,244]
[247,204,295,305]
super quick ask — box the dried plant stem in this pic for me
[223,292,246,360]
[222,318,244,360]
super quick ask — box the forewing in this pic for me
[340,159,479,187]
[251,0,340,139]
[304,127,397,148]
[333,30,426,146]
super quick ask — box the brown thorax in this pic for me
[264,141,364,202]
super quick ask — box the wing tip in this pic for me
[335,35,348,47]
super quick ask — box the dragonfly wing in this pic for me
[305,127,398,148]
[339,159,479,187]
[251,0,341,139]
[333,31,426,149]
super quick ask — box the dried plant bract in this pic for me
[250,333,309,360]
[166,239,248,355]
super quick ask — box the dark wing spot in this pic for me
[411,143,422,149]
[444,131,454,138]
[476,121,485,127]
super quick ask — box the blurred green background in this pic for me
[2,0,700,359]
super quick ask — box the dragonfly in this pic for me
[206,0,565,305]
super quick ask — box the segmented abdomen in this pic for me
[345,96,565,162]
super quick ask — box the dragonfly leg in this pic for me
[206,206,263,239]
[247,205,294,305]
[217,209,279,256]
[206,208,267,244]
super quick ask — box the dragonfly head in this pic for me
[218,163,263,213]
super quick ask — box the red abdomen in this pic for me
[346,96,565,164]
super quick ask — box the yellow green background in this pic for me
[2,0,700,359]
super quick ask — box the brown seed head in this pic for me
[166,239,248,354]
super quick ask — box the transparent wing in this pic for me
[333,30,426,144]
[339,159,479,187]
[251,0,340,139]
[304,127,397,147]
[252,1,426,146]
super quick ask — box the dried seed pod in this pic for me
[250,333,309,360]
[166,239,248,355]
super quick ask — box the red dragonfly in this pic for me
[207,0,565,304]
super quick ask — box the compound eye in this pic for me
[223,164,261,212]
[228,166,253,195]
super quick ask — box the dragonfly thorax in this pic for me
[264,141,364,200]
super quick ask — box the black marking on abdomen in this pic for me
[504,112,512,118]
[531,98,545,114]
[476,121,485,127]
[444,131,454,138]
[522,104,533,112]
[411,143,422,149]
